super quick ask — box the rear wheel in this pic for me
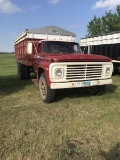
[17,63,25,79]
[17,63,30,79]
[85,85,106,95]
[25,66,30,79]
[39,73,55,103]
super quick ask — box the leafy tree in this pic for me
[87,5,120,36]
[105,10,119,32]
[87,16,102,36]
[101,16,107,34]
[116,5,120,17]
[116,5,120,30]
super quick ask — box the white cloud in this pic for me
[68,25,79,28]
[92,0,120,9]
[49,0,60,4]
[0,0,22,13]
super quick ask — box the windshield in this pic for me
[42,41,81,54]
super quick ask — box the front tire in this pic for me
[85,85,106,95]
[39,73,55,103]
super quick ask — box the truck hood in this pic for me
[43,53,111,62]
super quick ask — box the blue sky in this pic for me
[0,0,120,52]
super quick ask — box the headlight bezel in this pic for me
[55,68,64,78]
[105,67,111,75]
[103,64,113,76]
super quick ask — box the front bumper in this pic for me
[50,78,112,89]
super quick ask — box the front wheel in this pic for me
[85,85,106,95]
[39,73,55,103]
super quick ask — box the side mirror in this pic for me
[27,42,32,54]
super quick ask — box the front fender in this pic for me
[37,61,51,87]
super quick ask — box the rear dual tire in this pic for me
[17,63,30,79]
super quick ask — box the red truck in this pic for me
[14,25,113,103]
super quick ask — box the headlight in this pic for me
[106,67,111,74]
[55,69,63,78]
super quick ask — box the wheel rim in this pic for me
[39,77,47,100]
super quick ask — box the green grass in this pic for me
[0,54,120,160]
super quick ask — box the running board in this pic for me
[31,79,38,85]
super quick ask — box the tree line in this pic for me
[87,5,120,37]
[0,52,14,54]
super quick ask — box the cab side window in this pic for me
[37,43,42,54]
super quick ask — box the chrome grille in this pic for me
[66,64,102,81]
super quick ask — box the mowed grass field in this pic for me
[0,54,120,160]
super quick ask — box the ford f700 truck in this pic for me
[14,26,113,103]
